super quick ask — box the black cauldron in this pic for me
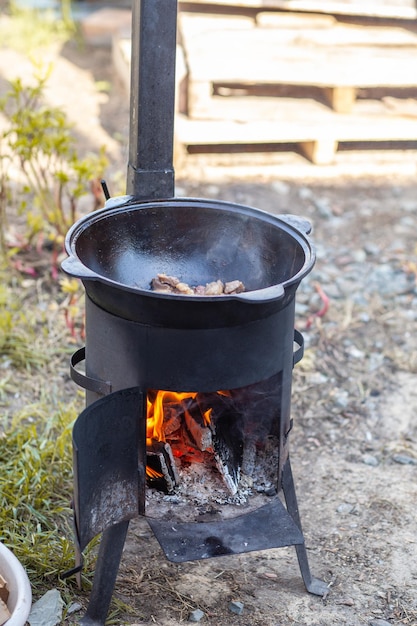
[62,196,315,328]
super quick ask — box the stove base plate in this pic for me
[147,496,303,562]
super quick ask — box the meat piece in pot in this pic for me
[150,274,245,296]
[204,280,224,296]
[224,280,245,294]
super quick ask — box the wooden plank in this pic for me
[256,14,417,46]
[179,0,417,20]
[179,12,254,37]
[180,11,417,52]
[255,12,337,28]
[176,97,417,142]
[186,45,417,116]
[181,20,417,86]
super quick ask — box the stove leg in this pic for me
[281,458,328,597]
[80,520,130,626]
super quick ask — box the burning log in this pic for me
[151,273,245,296]
[241,438,257,477]
[183,402,213,452]
[211,413,243,496]
[146,390,247,497]
[146,441,179,493]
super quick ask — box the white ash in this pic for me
[145,435,279,522]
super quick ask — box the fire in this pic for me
[146,466,163,479]
[145,390,226,480]
[146,390,198,444]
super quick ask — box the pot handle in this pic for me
[232,283,285,303]
[61,256,98,281]
[70,347,112,395]
[279,214,312,235]
[103,194,135,209]
[293,329,304,366]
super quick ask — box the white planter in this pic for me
[0,543,32,626]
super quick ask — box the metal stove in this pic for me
[61,1,328,624]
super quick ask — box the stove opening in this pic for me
[145,373,283,522]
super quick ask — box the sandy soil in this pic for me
[1,28,417,626]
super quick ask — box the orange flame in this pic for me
[147,391,198,444]
[145,390,231,479]
[146,467,163,479]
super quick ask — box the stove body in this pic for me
[67,248,327,624]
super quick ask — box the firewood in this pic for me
[0,598,11,626]
[0,576,8,604]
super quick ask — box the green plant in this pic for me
[0,124,12,258]
[0,402,76,583]
[0,282,49,370]
[0,67,108,275]
[0,1,76,53]
[0,266,88,597]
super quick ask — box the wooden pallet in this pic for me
[179,0,417,21]
[179,12,417,114]
[113,10,417,168]
[175,96,417,164]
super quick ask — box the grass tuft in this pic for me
[0,402,77,585]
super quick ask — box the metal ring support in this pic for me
[70,347,112,396]
[293,329,304,367]
[71,330,304,396]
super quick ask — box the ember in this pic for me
[145,385,282,519]
[146,390,244,495]
[151,273,245,295]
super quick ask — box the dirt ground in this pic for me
[1,28,417,626]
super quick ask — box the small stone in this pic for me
[271,181,290,195]
[364,242,380,256]
[392,454,417,465]
[347,345,365,359]
[352,249,367,263]
[363,454,379,467]
[28,589,64,626]
[369,619,392,626]
[229,600,244,615]
[189,608,205,622]
[334,390,349,409]
[337,503,355,514]
[299,186,313,200]
[312,197,333,218]
[66,601,82,615]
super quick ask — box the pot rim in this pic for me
[63,196,315,304]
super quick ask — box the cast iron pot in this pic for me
[62,197,315,328]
